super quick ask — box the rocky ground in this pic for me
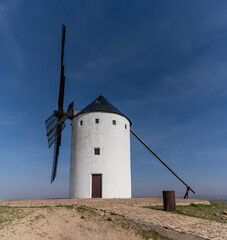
[0,198,226,240]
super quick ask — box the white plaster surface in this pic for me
[69,111,131,198]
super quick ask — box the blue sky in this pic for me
[0,0,227,200]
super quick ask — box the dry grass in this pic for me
[144,201,227,223]
[0,206,31,229]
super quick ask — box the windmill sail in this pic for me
[45,114,58,137]
[58,24,66,111]
[51,135,61,183]
[45,24,73,183]
[49,24,66,183]
[46,121,66,148]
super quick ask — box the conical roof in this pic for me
[77,95,131,125]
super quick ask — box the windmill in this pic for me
[45,25,195,199]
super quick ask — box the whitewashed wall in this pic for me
[69,111,131,198]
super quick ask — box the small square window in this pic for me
[112,120,116,125]
[95,118,99,124]
[94,148,100,155]
[80,120,83,126]
[125,124,127,129]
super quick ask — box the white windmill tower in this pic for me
[45,25,195,199]
[69,95,131,198]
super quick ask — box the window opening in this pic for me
[112,120,116,125]
[94,148,100,155]
[125,124,127,129]
[95,119,99,124]
[80,120,83,126]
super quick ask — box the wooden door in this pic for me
[92,174,102,198]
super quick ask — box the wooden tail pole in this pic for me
[184,186,190,199]
[130,129,195,198]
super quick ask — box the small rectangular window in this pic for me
[94,148,100,155]
[125,124,127,129]
[112,120,116,125]
[95,118,99,124]
[80,120,83,126]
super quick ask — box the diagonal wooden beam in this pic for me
[130,129,195,196]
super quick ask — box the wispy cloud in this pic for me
[0,0,24,68]
[119,56,227,109]
[86,42,145,69]
[192,148,227,162]
[0,0,18,23]
[165,60,227,99]
[0,119,14,126]
[68,41,146,82]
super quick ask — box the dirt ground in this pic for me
[1,198,224,240]
[0,205,143,240]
